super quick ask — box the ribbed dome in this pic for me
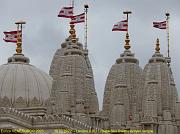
[0,53,52,108]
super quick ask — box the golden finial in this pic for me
[69,24,76,44]
[15,21,26,54]
[123,10,132,50]
[155,38,160,53]
[124,33,131,50]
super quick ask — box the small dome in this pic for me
[0,53,52,108]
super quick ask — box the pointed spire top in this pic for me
[69,24,76,44]
[123,11,132,50]
[155,38,160,53]
[15,20,26,54]
[124,33,131,50]
[72,0,75,8]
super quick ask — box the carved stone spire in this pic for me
[142,39,179,132]
[102,36,143,127]
[49,36,99,116]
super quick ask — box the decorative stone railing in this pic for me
[33,114,101,130]
[0,107,102,131]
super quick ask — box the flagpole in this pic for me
[69,0,74,7]
[123,11,132,33]
[165,13,171,66]
[166,13,170,58]
[15,21,26,54]
[84,4,89,50]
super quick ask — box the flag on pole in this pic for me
[58,7,73,18]
[153,21,166,29]
[70,13,85,24]
[112,20,128,31]
[3,31,21,43]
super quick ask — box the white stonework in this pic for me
[0,53,52,116]
[141,51,179,134]
[49,38,99,116]
[102,49,144,131]
[0,38,180,134]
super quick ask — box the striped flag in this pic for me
[70,13,85,24]
[112,20,128,31]
[3,31,21,43]
[153,21,166,29]
[58,7,73,18]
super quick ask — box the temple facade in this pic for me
[0,24,180,134]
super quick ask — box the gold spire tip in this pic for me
[124,33,131,50]
[155,38,160,53]
[69,24,76,44]
[15,20,26,54]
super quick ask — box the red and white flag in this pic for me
[153,21,166,29]
[58,7,73,18]
[3,31,21,43]
[70,13,85,24]
[112,20,128,31]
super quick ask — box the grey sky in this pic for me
[0,0,180,109]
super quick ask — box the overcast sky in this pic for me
[0,0,180,109]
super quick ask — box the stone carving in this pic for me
[0,37,179,134]
[1,96,11,107]
[14,96,26,108]
[102,50,143,125]
[30,97,41,107]
[49,39,99,117]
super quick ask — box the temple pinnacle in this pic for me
[69,24,76,44]
[155,38,160,53]
[15,21,26,54]
[123,11,132,50]
[124,33,131,50]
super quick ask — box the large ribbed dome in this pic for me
[0,53,52,108]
